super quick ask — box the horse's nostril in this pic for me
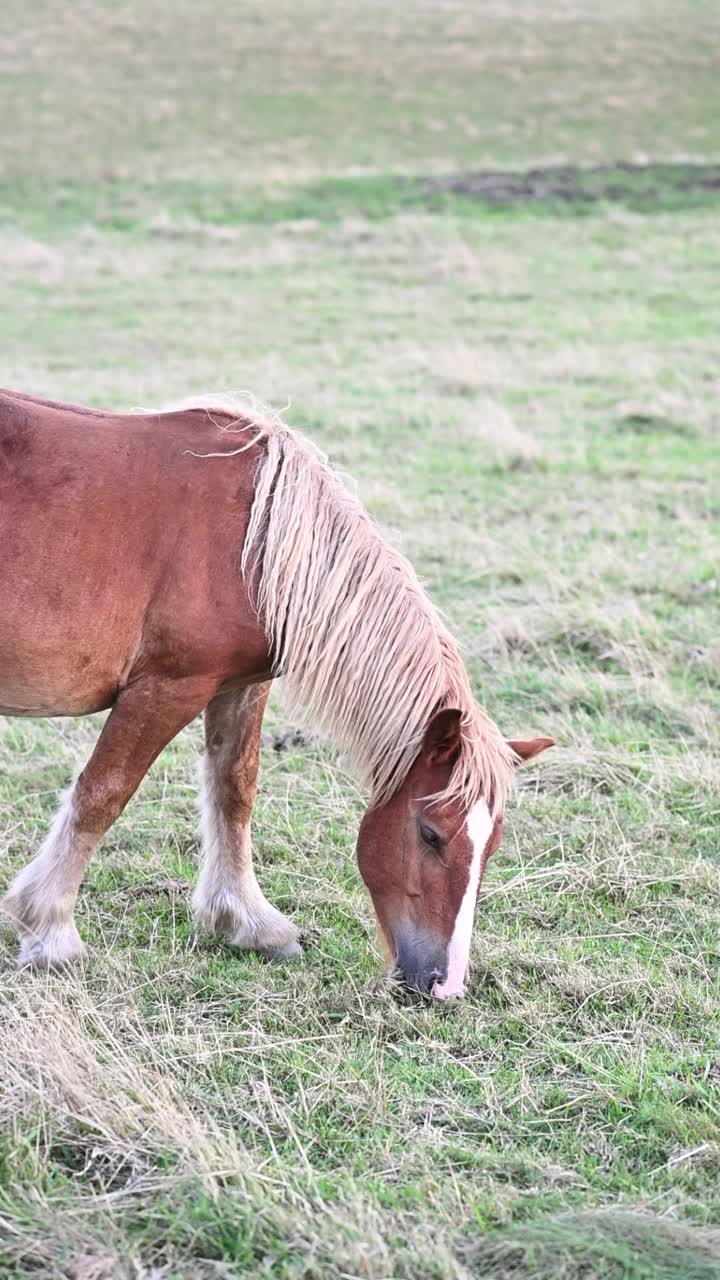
[392,925,448,996]
[405,967,446,995]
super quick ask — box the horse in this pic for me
[0,388,552,997]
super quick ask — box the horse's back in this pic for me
[0,391,267,716]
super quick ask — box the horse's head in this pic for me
[356,709,553,999]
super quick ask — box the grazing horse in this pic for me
[0,389,552,997]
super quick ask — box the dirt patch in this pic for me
[261,727,313,752]
[617,412,698,438]
[425,162,720,207]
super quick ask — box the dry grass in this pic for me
[465,1210,720,1279]
[0,978,247,1197]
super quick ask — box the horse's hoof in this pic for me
[17,927,86,971]
[264,940,302,961]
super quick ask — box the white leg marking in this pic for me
[192,757,300,954]
[433,800,492,999]
[3,787,94,968]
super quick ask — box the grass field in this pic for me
[1,2,720,1277]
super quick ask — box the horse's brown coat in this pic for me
[0,390,270,718]
[0,389,552,989]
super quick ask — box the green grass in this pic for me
[3,163,720,237]
[1,2,720,1277]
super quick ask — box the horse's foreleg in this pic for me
[3,675,215,968]
[192,683,300,958]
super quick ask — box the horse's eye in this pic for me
[419,821,443,851]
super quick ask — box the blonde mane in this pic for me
[174,397,514,816]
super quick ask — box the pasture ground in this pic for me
[1,2,719,1276]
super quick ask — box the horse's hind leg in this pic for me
[192,684,300,958]
[3,675,215,968]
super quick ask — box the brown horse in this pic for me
[0,389,552,997]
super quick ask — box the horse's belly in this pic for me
[0,702,111,717]
[0,617,133,719]
[0,688,115,717]
[0,668,118,718]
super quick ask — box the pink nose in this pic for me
[432,974,467,1000]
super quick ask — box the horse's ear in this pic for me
[422,709,463,766]
[507,737,555,764]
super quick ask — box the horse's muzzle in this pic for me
[393,922,448,996]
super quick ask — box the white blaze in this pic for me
[433,800,492,999]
